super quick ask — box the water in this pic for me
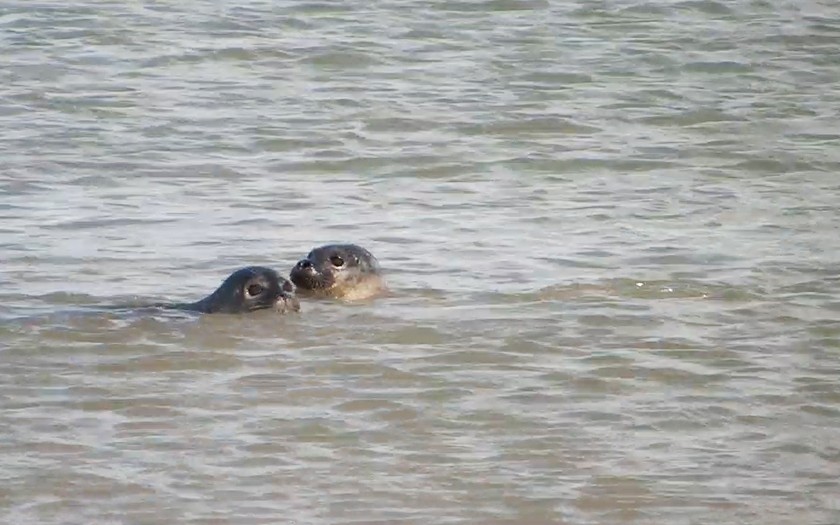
[2,1,840,523]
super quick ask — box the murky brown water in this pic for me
[2,1,840,523]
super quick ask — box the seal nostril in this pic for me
[299,260,313,269]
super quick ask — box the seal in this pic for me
[289,244,386,301]
[173,266,300,314]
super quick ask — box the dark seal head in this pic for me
[183,266,300,314]
[289,244,386,300]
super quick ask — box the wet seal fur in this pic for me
[167,266,300,314]
[289,244,386,301]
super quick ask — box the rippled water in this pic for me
[2,1,840,523]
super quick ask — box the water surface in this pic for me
[2,1,840,523]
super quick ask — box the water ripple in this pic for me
[2,1,840,524]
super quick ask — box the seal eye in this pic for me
[330,255,345,267]
[246,283,264,297]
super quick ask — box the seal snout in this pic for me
[295,259,314,270]
[266,274,299,314]
[291,258,319,281]
[282,279,295,293]
[289,257,328,291]
[275,293,301,313]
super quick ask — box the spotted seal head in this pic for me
[181,266,300,314]
[289,244,386,300]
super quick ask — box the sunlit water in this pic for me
[2,1,840,524]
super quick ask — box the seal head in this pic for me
[289,244,385,300]
[184,266,300,314]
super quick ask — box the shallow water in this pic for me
[2,1,840,523]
